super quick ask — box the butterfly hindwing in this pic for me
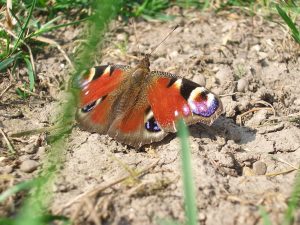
[148,71,223,132]
[107,105,167,148]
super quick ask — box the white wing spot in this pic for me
[174,79,182,89]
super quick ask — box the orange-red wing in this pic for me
[79,65,128,107]
[147,77,192,128]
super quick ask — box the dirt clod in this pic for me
[20,160,39,173]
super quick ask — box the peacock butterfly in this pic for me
[75,52,223,148]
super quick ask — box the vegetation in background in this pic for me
[276,4,300,44]
[0,0,299,97]
[0,0,122,224]
[176,119,198,225]
[0,0,300,225]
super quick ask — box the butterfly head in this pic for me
[138,54,150,70]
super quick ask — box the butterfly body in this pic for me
[76,55,223,148]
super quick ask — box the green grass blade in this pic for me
[12,0,37,53]
[24,57,35,91]
[276,5,300,44]
[0,218,15,225]
[10,1,123,225]
[283,171,300,225]
[0,51,22,71]
[176,119,198,225]
[259,206,273,225]
[0,180,35,202]
[28,18,88,39]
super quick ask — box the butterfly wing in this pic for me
[76,64,222,148]
[76,64,130,134]
[147,71,223,132]
[107,102,167,148]
[76,64,168,148]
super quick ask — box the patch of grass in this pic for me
[0,0,89,98]
[282,172,300,225]
[259,206,273,225]
[0,0,122,224]
[159,119,198,225]
[276,4,300,44]
[121,0,173,21]
[176,119,198,225]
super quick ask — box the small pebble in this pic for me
[20,160,39,173]
[253,161,267,175]
[199,213,206,221]
[237,78,248,92]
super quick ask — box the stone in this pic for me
[253,161,267,175]
[20,160,39,173]
[237,78,248,92]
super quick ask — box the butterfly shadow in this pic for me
[189,116,257,145]
[139,116,257,152]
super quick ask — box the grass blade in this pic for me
[258,206,273,225]
[24,57,35,91]
[10,1,123,225]
[276,5,300,44]
[176,119,198,225]
[28,18,88,39]
[0,180,35,202]
[12,0,37,53]
[0,51,22,71]
[283,172,300,225]
[0,218,15,225]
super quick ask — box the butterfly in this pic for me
[76,54,223,148]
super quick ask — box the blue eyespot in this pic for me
[189,97,219,117]
[81,101,96,113]
[145,117,161,132]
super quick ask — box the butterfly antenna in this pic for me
[148,24,179,56]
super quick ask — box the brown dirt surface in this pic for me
[1,8,300,225]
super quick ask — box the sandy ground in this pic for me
[1,8,300,225]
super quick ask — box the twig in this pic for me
[10,123,74,138]
[84,198,101,225]
[254,100,276,117]
[15,86,39,97]
[219,92,244,97]
[265,168,298,177]
[56,160,159,214]
[0,128,16,154]
[274,157,299,170]
[237,107,274,125]
[32,36,74,70]
[0,84,13,98]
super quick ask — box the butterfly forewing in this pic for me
[76,65,130,134]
